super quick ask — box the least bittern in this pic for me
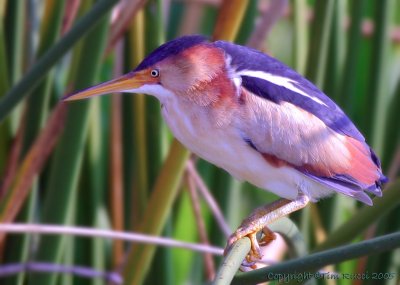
[64,35,386,262]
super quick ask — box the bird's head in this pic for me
[63,35,228,104]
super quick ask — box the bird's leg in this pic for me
[226,194,309,263]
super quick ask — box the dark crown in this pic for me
[134,35,208,71]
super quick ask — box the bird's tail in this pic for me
[364,148,388,197]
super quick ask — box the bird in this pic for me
[64,35,387,262]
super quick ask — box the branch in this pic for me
[0,262,122,284]
[0,223,223,255]
[232,231,400,284]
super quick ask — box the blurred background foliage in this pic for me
[0,0,399,284]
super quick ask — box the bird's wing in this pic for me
[239,88,381,204]
[213,40,385,203]
[214,40,365,141]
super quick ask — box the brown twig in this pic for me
[247,0,288,50]
[187,172,216,281]
[62,0,81,35]
[186,160,231,237]
[106,0,147,54]
[0,115,25,201]
[0,223,223,255]
[0,262,122,284]
[110,39,125,268]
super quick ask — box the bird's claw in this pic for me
[225,226,276,267]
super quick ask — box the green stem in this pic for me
[213,237,251,285]
[232,231,400,284]
[214,218,308,285]
[122,141,190,285]
[305,0,335,88]
[292,0,308,74]
[370,0,394,155]
[340,0,365,110]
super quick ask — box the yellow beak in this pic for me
[63,71,150,101]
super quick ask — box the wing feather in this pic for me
[239,88,384,199]
[214,40,365,141]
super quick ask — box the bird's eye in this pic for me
[150,69,160,77]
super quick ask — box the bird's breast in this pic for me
[161,96,252,174]
[160,96,332,201]
[161,97,228,159]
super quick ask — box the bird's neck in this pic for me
[182,71,237,105]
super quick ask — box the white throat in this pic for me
[125,84,176,104]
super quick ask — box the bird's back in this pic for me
[211,39,387,204]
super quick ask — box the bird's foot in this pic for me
[225,196,309,267]
[225,225,276,267]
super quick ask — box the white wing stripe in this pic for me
[236,70,328,107]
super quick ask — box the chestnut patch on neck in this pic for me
[162,44,235,107]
